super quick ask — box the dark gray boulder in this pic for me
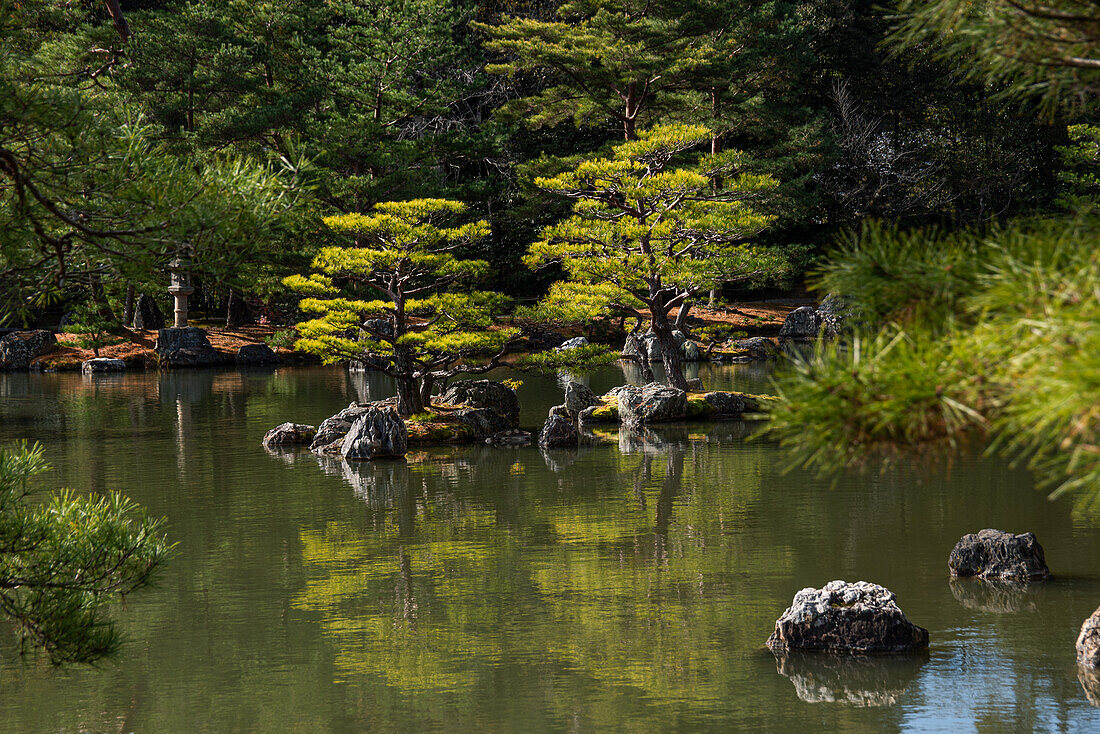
[341,408,407,460]
[620,330,692,362]
[155,327,222,366]
[451,407,513,437]
[778,306,822,339]
[618,383,687,425]
[0,330,56,370]
[236,343,279,365]
[81,358,125,374]
[539,413,579,449]
[766,580,929,655]
[734,337,779,360]
[564,381,600,414]
[1078,606,1100,668]
[703,391,760,415]
[262,422,316,449]
[132,294,166,330]
[309,404,380,452]
[948,529,1051,581]
[440,380,520,428]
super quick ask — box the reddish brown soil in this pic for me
[34,325,295,370]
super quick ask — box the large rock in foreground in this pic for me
[0,330,56,370]
[155,327,222,367]
[263,422,316,449]
[767,580,929,655]
[948,529,1051,581]
[341,408,407,461]
[1077,606,1100,668]
[618,383,687,425]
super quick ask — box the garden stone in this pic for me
[703,391,759,415]
[539,413,579,449]
[564,381,600,414]
[132,294,166,330]
[311,418,354,452]
[766,580,929,654]
[0,330,56,370]
[450,407,512,437]
[155,327,222,366]
[948,529,1051,581]
[341,409,407,460]
[81,358,125,374]
[236,343,279,365]
[262,422,316,449]
[618,383,687,425]
[778,306,821,339]
[734,337,778,360]
[440,380,519,429]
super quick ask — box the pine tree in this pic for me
[525,124,785,388]
[286,199,519,414]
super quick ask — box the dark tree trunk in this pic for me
[396,378,425,415]
[226,290,254,328]
[651,310,687,390]
[122,285,136,327]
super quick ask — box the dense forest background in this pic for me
[2,0,1081,325]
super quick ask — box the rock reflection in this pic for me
[774,651,927,707]
[315,453,410,510]
[949,577,1044,614]
[1079,665,1100,708]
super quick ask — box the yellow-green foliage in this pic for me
[283,199,517,370]
[525,124,786,321]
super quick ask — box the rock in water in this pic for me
[618,383,687,425]
[734,337,778,360]
[766,580,929,654]
[0,330,56,370]
[81,358,125,374]
[155,327,222,367]
[948,529,1051,581]
[132,294,166,330]
[236,343,279,365]
[564,381,600,414]
[341,409,407,460]
[1078,606,1100,668]
[262,422,316,449]
[440,380,519,427]
[539,413,579,449]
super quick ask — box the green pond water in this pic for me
[2,363,1100,733]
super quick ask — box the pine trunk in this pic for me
[651,312,687,390]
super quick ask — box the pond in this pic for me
[1,363,1099,732]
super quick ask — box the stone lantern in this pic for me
[167,256,195,329]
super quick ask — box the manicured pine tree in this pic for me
[286,199,519,415]
[525,124,785,388]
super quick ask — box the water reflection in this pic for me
[773,651,928,707]
[949,578,1046,614]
